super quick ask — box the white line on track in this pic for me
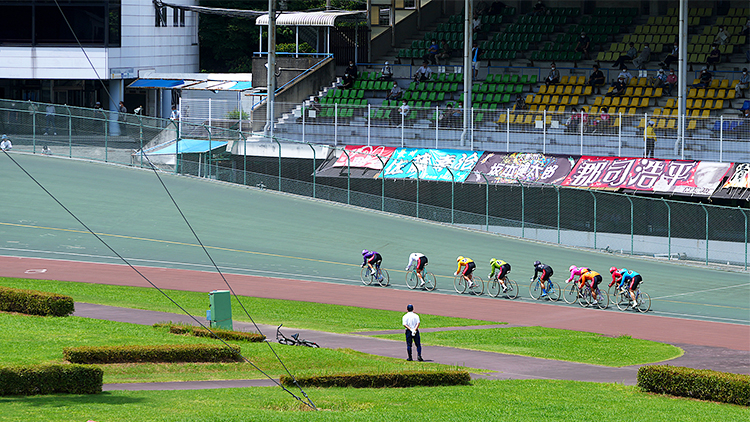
[651,282,750,300]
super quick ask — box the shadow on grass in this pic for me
[0,392,146,407]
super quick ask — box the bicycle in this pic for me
[562,279,584,304]
[614,284,651,312]
[579,284,609,309]
[276,324,320,347]
[360,265,390,287]
[405,266,436,291]
[529,277,561,301]
[487,275,519,299]
[454,274,484,295]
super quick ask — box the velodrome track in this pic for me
[0,153,748,352]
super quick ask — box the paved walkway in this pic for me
[74,303,749,392]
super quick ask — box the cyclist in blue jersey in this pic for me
[532,261,554,297]
[609,267,643,307]
[362,250,383,279]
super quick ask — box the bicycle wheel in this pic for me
[595,288,609,309]
[636,292,651,313]
[488,278,501,297]
[562,283,580,304]
[302,340,320,348]
[423,272,436,291]
[278,338,296,346]
[469,276,484,295]
[405,271,418,289]
[505,279,519,299]
[454,275,467,293]
[529,279,542,300]
[616,291,631,311]
[579,287,592,307]
[377,269,390,287]
[360,267,373,285]
[546,280,561,301]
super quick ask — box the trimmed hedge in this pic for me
[0,364,102,395]
[166,324,266,342]
[64,344,242,364]
[0,286,74,317]
[281,370,471,388]
[638,365,750,406]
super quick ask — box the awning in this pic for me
[255,10,364,27]
[128,73,253,92]
[141,139,228,156]
[128,79,189,89]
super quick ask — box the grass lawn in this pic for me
[1,379,747,422]
[0,312,470,383]
[0,277,495,333]
[376,326,682,367]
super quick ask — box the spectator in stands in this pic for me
[514,94,527,110]
[309,96,322,119]
[545,63,560,87]
[397,100,410,126]
[424,39,439,65]
[606,77,627,97]
[473,13,482,32]
[666,69,678,96]
[742,19,750,37]
[645,120,657,159]
[706,44,721,70]
[575,32,591,60]
[632,43,651,70]
[592,107,610,133]
[649,69,668,89]
[588,64,605,93]
[565,107,580,132]
[714,26,730,46]
[436,40,452,65]
[414,61,432,82]
[532,0,547,16]
[736,68,749,98]
[693,67,713,88]
[345,61,358,79]
[472,42,480,79]
[380,61,393,81]
[742,108,750,118]
[440,103,458,128]
[340,73,355,89]
[386,81,403,101]
[659,42,679,68]
[617,67,633,85]
[612,42,637,68]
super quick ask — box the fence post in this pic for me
[272,137,281,191]
[435,105,439,149]
[202,124,212,178]
[65,105,72,158]
[242,132,247,186]
[555,185,560,244]
[31,103,36,153]
[136,115,143,167]
[579,108,584,155]
[171,119,180,174]
[479,172,490,231]
[505,108,510,152]
[342,148,351,205]
[661,198,671,259]
[301,103,306,144]
[626,194,634,255]
[719,115,723,162]
[335,103,339,146]
[588,189,597,249]
[741,207,748,270]
[700,203,709,265]
[542,109,546,154]
[617,112,622,157]
[375,154,385,211]
[518,179,525,238]
[445,167,455,224]
[407,160,419,218]
[307,143,316,198]
[401,106,405,148]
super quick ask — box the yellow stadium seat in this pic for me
[602,97,612,107]
[653,108,662,116]
[583,86,592,96]
[654,88,663,97]
[666,119,676,130]
[643,88,653,97]
[713,99,724,109]
[559,96,569,105]
[554,85,564,95]
[564,85,573,95]
[703,100,713,109]
[593,96,603,106]
[687,119,697,131]
[701,110,710,118]
[560,76,569,85]
[548,95,558,105]
[634,87,644,97]
[538,86,548,95]
[570,96,579,105]
[611,97,621,107]
[665,98,675,108]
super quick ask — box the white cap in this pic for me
[659,69,664,72]
[649,120,655,125]
[385,61,389,65]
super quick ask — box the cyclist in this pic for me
[578,268,603,305]
[532,261,554,297]
[488,258,511,293]
[565,265,590,284]
[405,252,428,287]
[362,250,383,279]
[455,256,476,288]
[609,267,642,307]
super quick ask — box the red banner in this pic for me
[333,145,397,170]
[561,156,732,196]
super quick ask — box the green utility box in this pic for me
[207,290,233,330]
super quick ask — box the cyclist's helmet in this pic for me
[457,256,464,262]
[490,258,497,265]
[533,260,541,267]
[569,265,577,272]
[362,249,369,255]
[609,266,618,274]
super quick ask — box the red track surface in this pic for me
[2,256,748,351]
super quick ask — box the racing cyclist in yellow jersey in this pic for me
[488,258,511,293]
[455,256,476,288]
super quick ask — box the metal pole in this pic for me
[505,108,510,152]
[700,203,709,265]
[307,143,316,198]
[588,189,597,249]
[719,115,723,162]
[375,154,386,211]
[480,172,490,231]
[741,207,748,270]
[207,124,212,178]
[661,198,671,260]
[242,132,247,186]
[408,160,420,218]
[273,137,281,191]
[302,103,305,144]
[264,0,276,137]
[335,103,339,145]
[519,179,525,238]
[626,194,634,255]
[65,105,71,158]
[172,119,179,174]
[435,105,439,149]
[342,148,351,204]
[445,167,455,224]
[643,112,648,158]
[401,106,405,147]
[677,0,687,158]
[542,109,546,154]
[460,0,472,147]
[618,112,622,157]
[579,108,583,155]
[470,107,474,150]
[137,115,143,167]
[555,185,560,244]
[31,104,36,153]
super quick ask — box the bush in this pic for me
[0,364,102,395]
[0,286,74,317]
[64,344,242,364]
[638,365,750,406]
[164,324,266,342]
[281,370,471,388]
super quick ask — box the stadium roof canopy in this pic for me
[255,10,365,27]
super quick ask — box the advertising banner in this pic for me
[561,156,732,196]
[381,148,483,182]
[332,145,397,170]
[722,163,750,189]
[466,152,577,185]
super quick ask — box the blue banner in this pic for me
[381,148,483,182]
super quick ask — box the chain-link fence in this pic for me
[1,100,746,269]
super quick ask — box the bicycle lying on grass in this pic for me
[529,276,561,301]
[276,324,319,347]
[360,266,390,287]
[405,266,436,291]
